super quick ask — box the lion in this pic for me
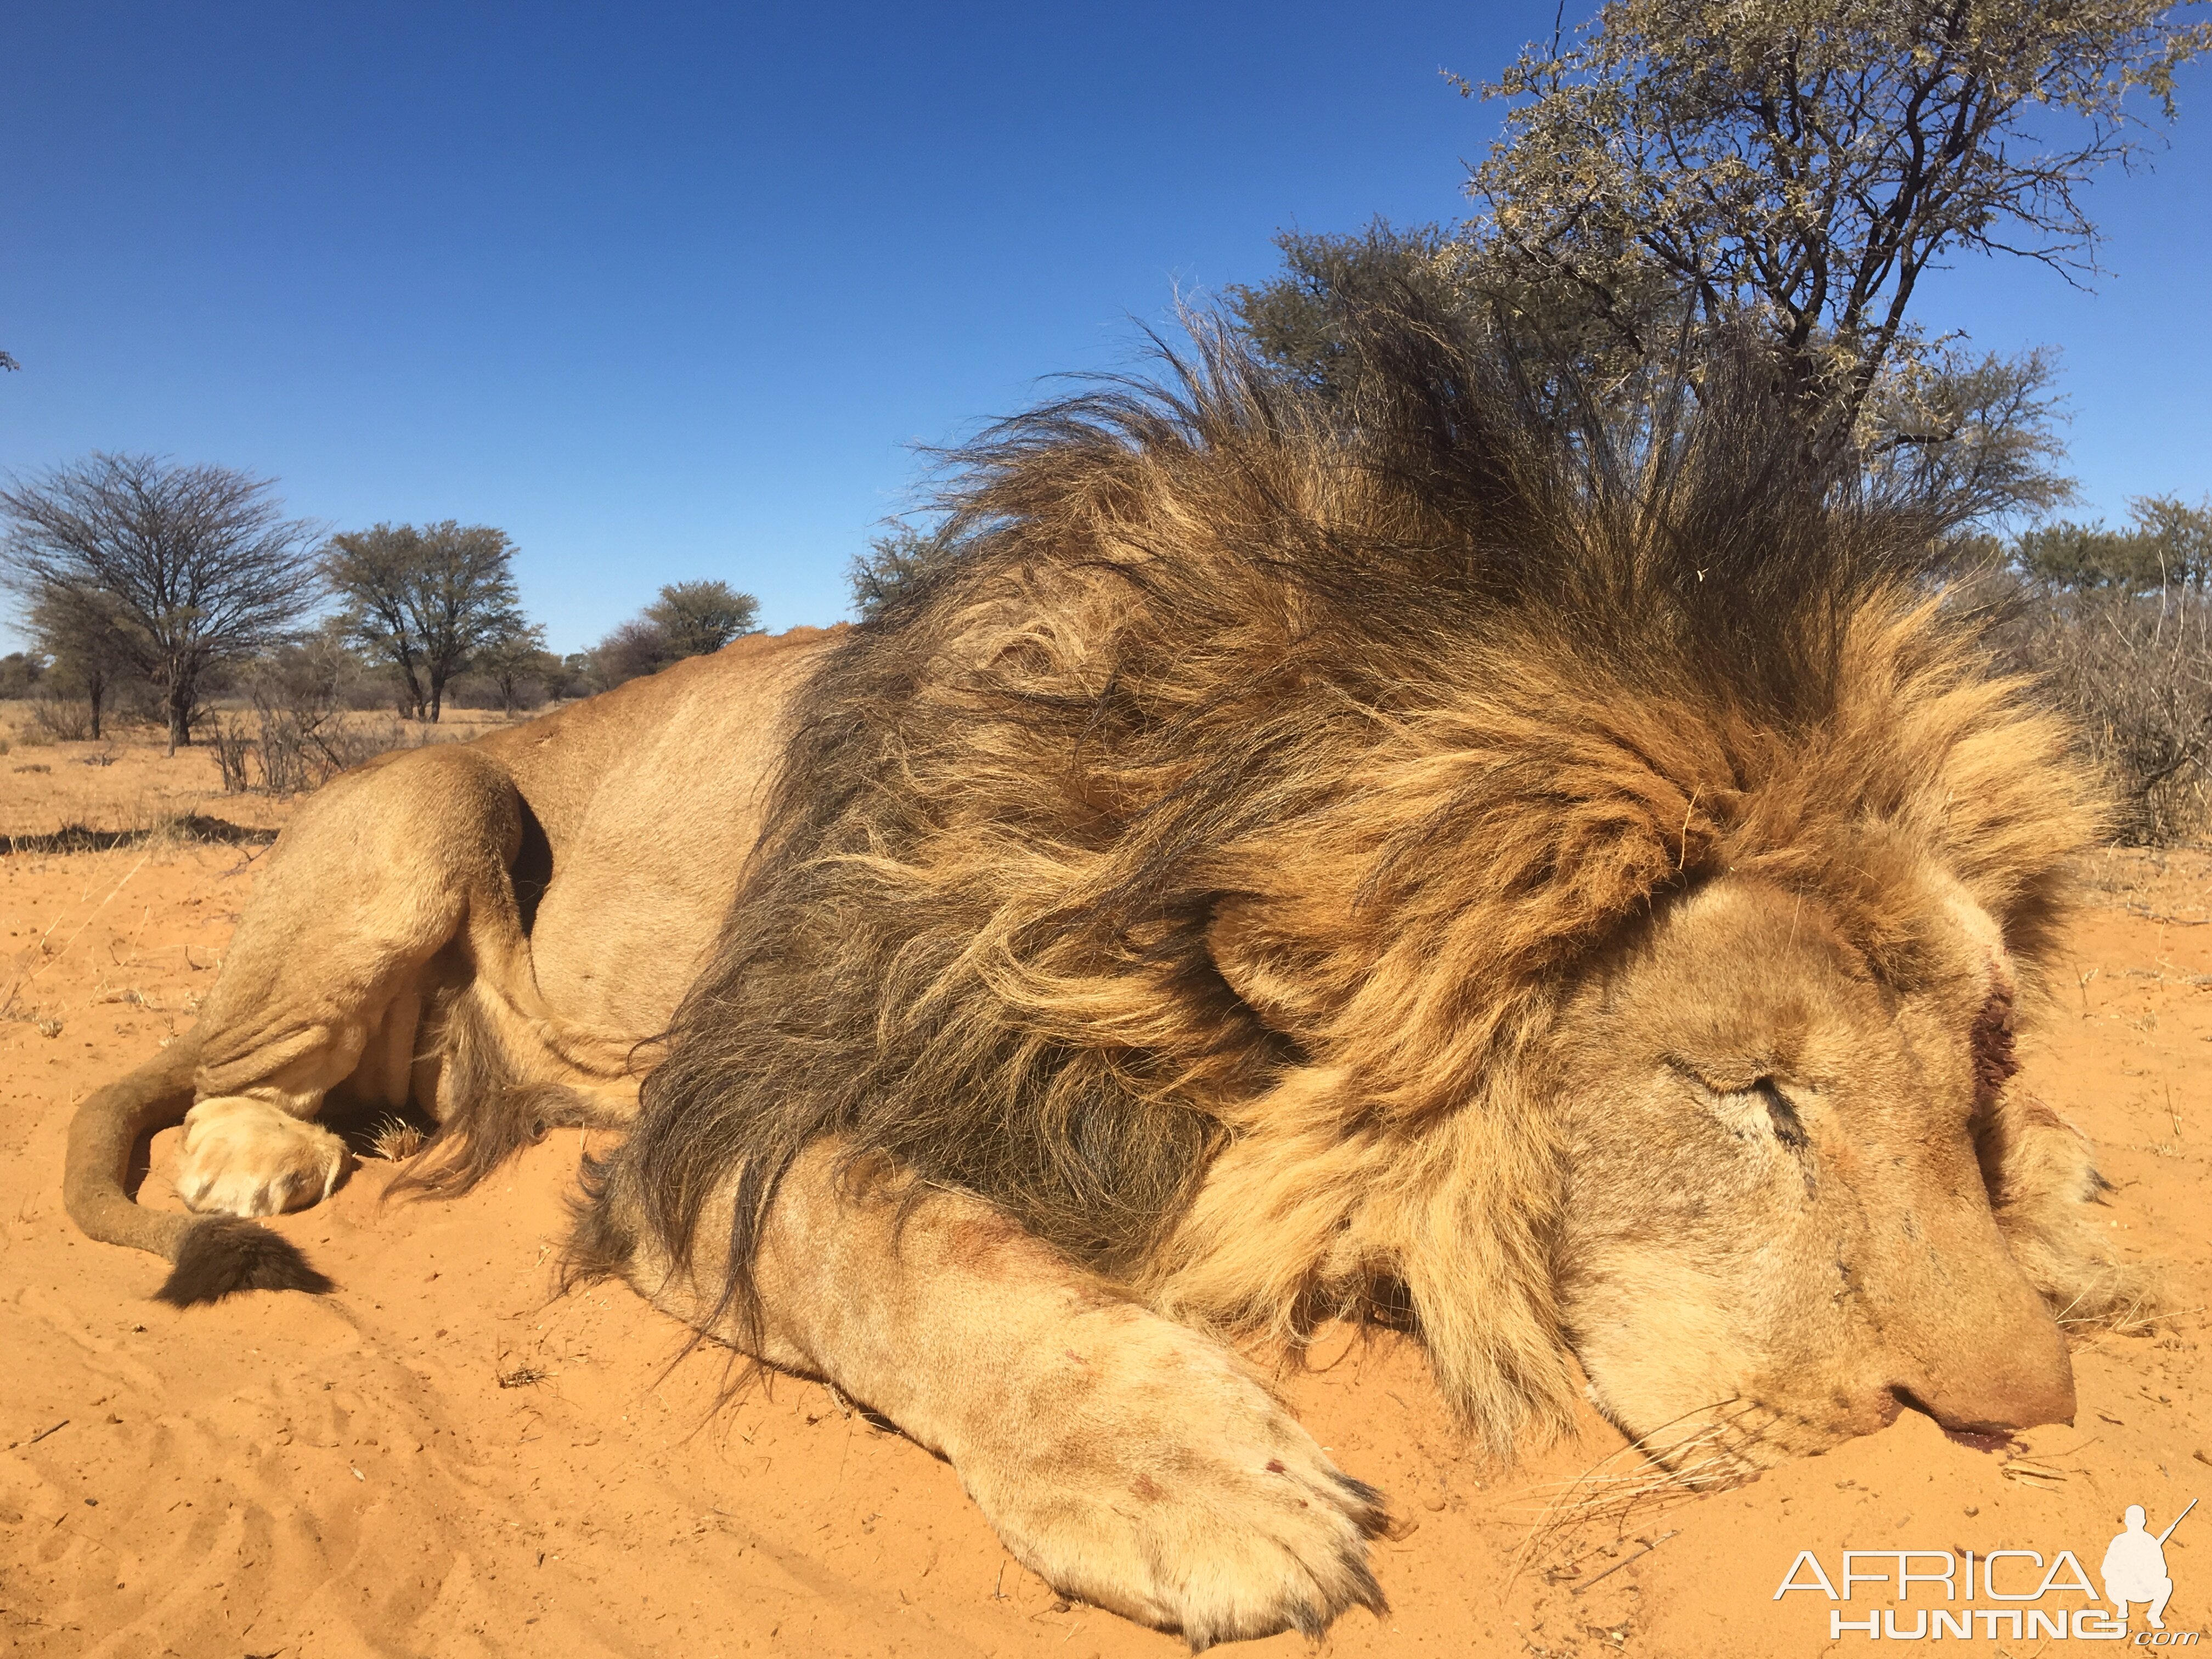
[65,315,2147,1649]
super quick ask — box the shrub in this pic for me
[27,692,94,742]
[2005,498,2212,844]
[2023,586,2212,844]
[212,639,415,796]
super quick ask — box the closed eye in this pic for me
[1672,1061,1810,1150]
[1752,1077,1808,1150]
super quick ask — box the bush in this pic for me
[0,651,46,698]
[212,639,415,796]
[2004,498,2212,845]
[588,580,760,689]
[445,670,550,713]
[27,692,95,742]
[2023,586,2212,844]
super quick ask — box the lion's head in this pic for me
[594,311,2146,1471]
[1548,865,2078,1464]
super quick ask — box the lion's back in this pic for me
[471,625,847,1035]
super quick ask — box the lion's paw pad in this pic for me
[174,1097,348,1218]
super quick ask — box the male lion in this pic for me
[67,319,2143,1647]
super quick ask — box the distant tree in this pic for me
[472,620,559,716]
[848,524,968,620]
[645,579,759,658]
[323,521,525,722]
[589,618,668,690]
[2016,496,2212,592]
[1453,0,2209,469]
[589,579,761,688]
[0,453,322,752]
[2130,494,2212,586]
[0,650,44,698]
[27,586,139,740]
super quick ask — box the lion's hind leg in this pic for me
[589,1141,1390,1647]
[68,742,543,1299]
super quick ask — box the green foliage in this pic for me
[590,579,763,688]
[322,521,526,721]
[642,580,760,658]
[2015,496,2212,591]
[849,524,968,620]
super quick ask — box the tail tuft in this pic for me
[155,1217,336,1306]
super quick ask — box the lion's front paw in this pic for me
[174,1096,348,1218]
[963,1324,1389,1649]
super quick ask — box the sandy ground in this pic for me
[2,747,2208,1657]
[0,707,514,843]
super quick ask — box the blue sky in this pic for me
[3,3,2207,654]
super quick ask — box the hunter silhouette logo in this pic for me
[1775,1497,2199,1641]
[2106,1501,2194,1631]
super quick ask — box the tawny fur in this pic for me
[583,317,2146,1453]
[62,309,2156,1645]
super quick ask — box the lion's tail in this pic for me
[63,1035,334,1306]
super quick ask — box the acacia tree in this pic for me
[0,453,321,751]
[1455,0,2209,465]
[27,587,139,740]
[2017,494,2212,590]
[323,521,525,721]
[1233,219,2075,527]
[646,579,759,658]
[590,578,760,687]
[472,620,558,715]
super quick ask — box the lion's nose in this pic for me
[1889,1311,2075,1435]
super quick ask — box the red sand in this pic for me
[3,822,2206,1657]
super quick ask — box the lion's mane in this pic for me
[574,311,2099,1450]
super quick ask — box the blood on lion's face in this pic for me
[1547,871,2075,1468]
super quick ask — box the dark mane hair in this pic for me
[570,302,2087,1412]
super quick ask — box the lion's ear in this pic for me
[1207,895,1337,1035]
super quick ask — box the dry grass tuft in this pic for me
[1508,1402,1763,1584]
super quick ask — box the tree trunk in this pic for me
[390,656,427,722]
[165,664,195,754]
[86,671,105,742]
